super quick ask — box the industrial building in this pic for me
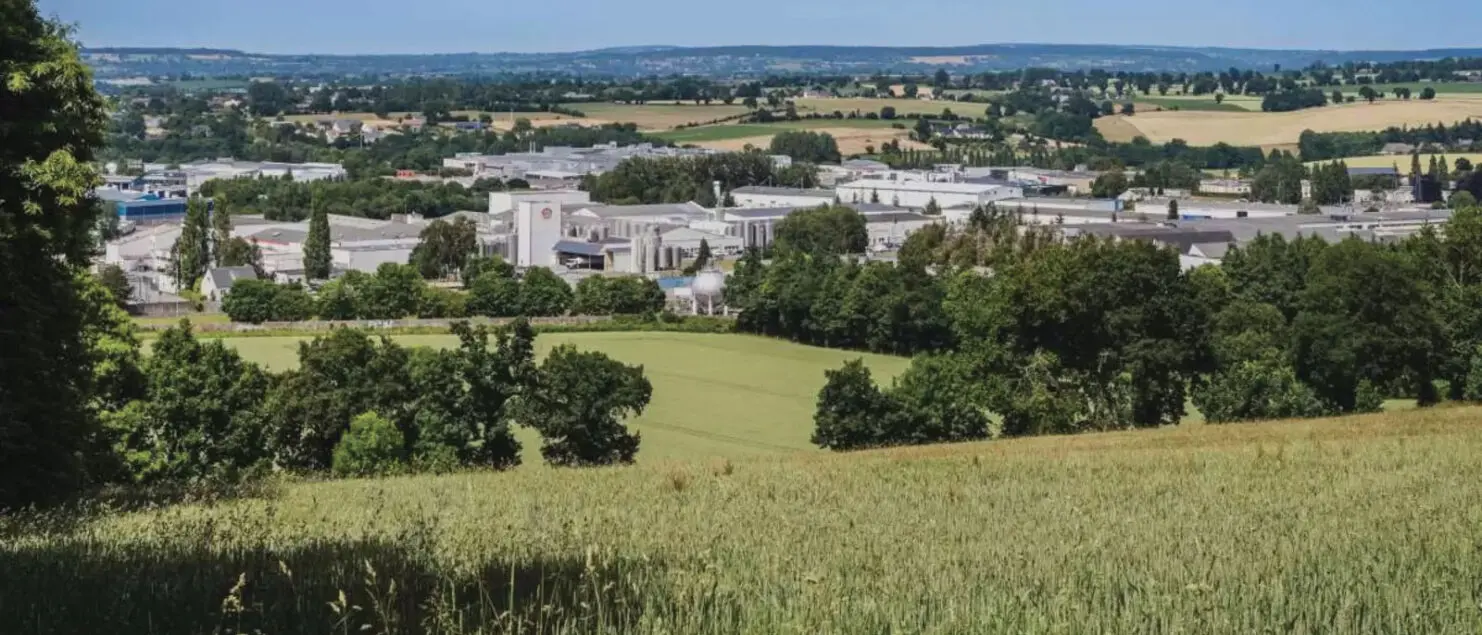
[445,143,719,180]
[835,180,1022,209]
[729,185,836,209]
[115,197,193,223]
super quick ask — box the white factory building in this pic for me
[835,180,1022,210]
[728,185,837,209]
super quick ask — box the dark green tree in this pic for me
[774,204,868,256]
[108,323,272,482]
[303,203,332,280]
[331,412,406,477]
[812,359,898,450]
[170,198,212,291]
[1292,238,1442,411]
[411,216,479,279]
[0,1,112,508]
[468,268,522,317]
[1166,199,1179,220]
[518,267,574,316]
[517,345,651,466]
[96,264,133,308]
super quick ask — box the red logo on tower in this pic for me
[540,207,553,220]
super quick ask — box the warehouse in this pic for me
[835,180,1022,210]
[729,185,836,209]
[115,197,192,223]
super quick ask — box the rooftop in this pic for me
[731,186,836,197]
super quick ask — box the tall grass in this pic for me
[5,407,1482,633]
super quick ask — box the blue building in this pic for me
[115,197,195,222]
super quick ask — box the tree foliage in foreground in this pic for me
[516,345,652,467]
[0,1,111,509]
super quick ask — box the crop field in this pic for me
[6,405,1481,633]
[1096,99,1482,147]
[794,97,965,118]
[1307,152,1482,169]
[570,103,750,130]
[1134,95,1257,112]
[208,332,909,463]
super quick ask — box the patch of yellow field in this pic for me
[1307,152,1482,169]
[1097,100,1482,146]
[794,97,963,118]
[574,103,750,130]
[692,127,928,155]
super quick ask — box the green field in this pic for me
[132,313,231,327]
[210,332,910,463]
[654,119,903,144]
[6,405,1481,633]
[1135,96,1255,112]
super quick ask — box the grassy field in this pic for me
[132,313,231,327]
[6,405,1482,633]
[1097,99,1482,147]
[1307,152,1482,169]
[207,332,909,463]
[1134,96,1257,112]
[572,103,750,130]
[794,97,962,118]
[655,119,902,143]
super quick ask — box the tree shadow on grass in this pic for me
[0,537,648,634]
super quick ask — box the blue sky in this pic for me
[38,0,1472,55]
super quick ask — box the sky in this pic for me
[38,0,1474,55]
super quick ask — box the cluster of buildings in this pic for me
[94,145,1459,312]
[442,143,743,185]
[99,160,348,224]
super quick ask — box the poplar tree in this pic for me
[304,203,332,280]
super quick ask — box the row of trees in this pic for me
[582,152,817,206]
[1297,119,1482,161]
[723,203,1482,452]
[106,319,651,485]
[222,259,666,323]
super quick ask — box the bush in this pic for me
[222,279,312,323]
[331,412,406,477]
[1193,360,1328,424]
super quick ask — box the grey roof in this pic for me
[847,203,915,215]
[724,207,794,220]
[842,159,889,170]
[1348,167,1401,176]
[207,266,257,291]
[553,240,605,256]
[731,186,836,197]
[580,202,708,219]
[1077,225,1237,254]
[867,212,936,224]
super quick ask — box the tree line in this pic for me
[720,204,1482,452]
[105,316,652,485]
[222,258,665,323]
[1297,119,1482,162]
[582,152,818,206]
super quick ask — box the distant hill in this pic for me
[80,43,1482,80]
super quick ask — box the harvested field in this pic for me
[794,97,961,118]
[1097,100,1482,146]
[573,103,749,130]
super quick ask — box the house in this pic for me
[200,266,258,301]
[1381,143,1416,155]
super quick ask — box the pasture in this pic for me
[1096,99,1482,147]
[794,97,965,118]
[1134,95,1258,112]
[210,332,910,463]
[6,405,1481,633]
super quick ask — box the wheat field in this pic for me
[1097,99,1482,146]
[5,406,1482,634]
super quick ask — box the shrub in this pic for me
[331,412,406,477]
[1194,360,1328,424]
